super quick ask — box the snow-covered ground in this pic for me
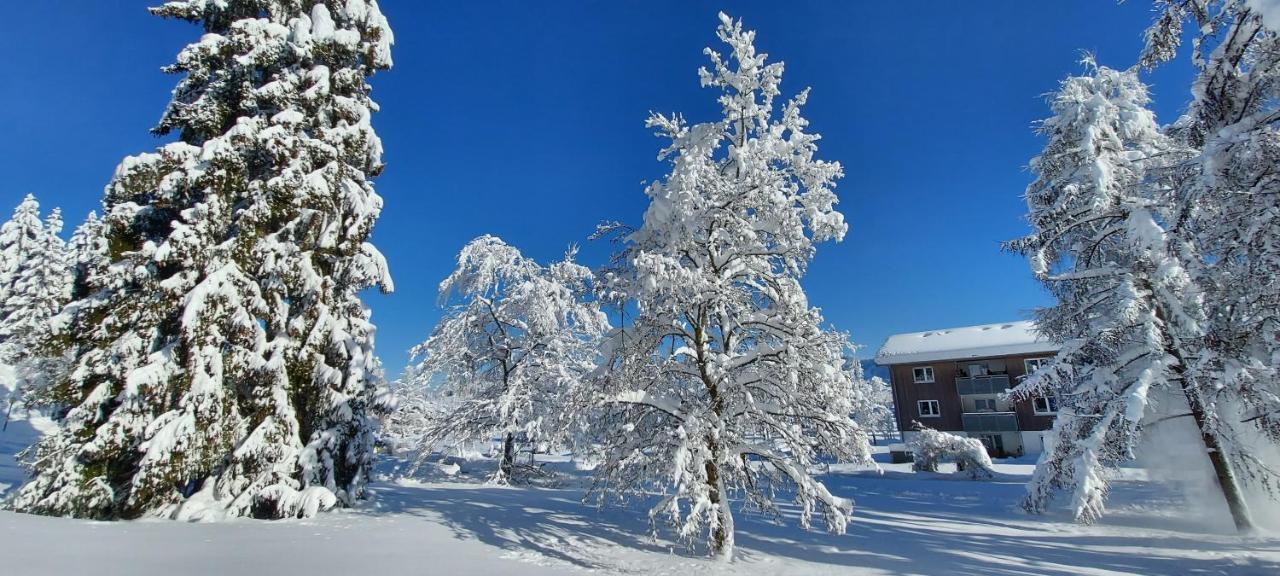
[0,366,54,496]
[1,431,1276,576]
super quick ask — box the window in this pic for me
[973,398,997,412]
[1033,395,1059,415]
[912,366,935,383]
[1024,357,1051,374]
[918,399,941,417]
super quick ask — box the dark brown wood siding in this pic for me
[887,352,1057,433]
[890,362,964,431]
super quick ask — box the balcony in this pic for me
[962,411,1019,432]
[955,374,1011,395]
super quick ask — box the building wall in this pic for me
[886,351,1058,437]
[1021,430,1050,455]
[889,361,963,431]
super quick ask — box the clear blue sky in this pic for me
[0,1,1196,374]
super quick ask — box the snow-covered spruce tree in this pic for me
[0,196,68,426]
[10,1,394,520]
[4,208,72,405]
[589,13,873,560]
[1005,60,1257,528]
[1140,0,1280,507]
[405,235,608,483]
[66,212,109,302]
[0,194,49,359]
[2,208,71,353]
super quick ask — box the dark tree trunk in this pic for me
[500,432,516,480]
[704,457,732,558]
[1150,293,1254,532]
[1176,372,1254,532]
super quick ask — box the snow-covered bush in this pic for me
[908,427,995,480]
[10,0,396,520]
[587,13,873,560]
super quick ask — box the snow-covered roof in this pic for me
[874,320,1059,365]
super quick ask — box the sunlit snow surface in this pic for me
[1,435,1276,575]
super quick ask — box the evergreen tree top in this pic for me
[149,0,394,143]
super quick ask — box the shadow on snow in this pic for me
[365,463,1279,575]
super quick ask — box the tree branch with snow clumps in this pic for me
[586,12,875,561]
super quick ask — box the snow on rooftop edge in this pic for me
[874,320,1060,365]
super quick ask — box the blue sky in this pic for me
[0,1,1197,374]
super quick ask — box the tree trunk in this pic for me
[1150,293,1254,532]
[1176,372,1254,532]
[693,312,735,559]
[500,432,515,481]
[704,457,734,560]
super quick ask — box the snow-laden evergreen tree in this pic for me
[589,13,873,560]
[0,196,69,427]
[404,235,608,483]
[3,208,71,349]
[1006,60,1259,529]
[66,211,109,301]
[0,194,48,358]
[11,0,394,520]
[1140,0,1280,510]
[5,208,72,403]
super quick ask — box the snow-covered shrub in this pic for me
[908,427,995,480]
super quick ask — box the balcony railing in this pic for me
[962,411,1019,432]
[955,374,1011,395]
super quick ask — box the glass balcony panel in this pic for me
[962,411,1019,432]
[955,374,1011,395]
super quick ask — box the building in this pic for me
[874,321,1061,457]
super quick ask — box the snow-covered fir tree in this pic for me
[0,198,70,361]
[588,13,874,560]
[1140,0,1280,509]
[4,208,71,348]
[65,211,109,301]
[1006,59,1258,529]
[0,194,49,359]
[5,208,72,401]
[403,235,608,483]
[0,196,70,422]
[11,0,395,520]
